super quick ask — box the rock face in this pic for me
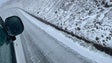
[2,0,112,48]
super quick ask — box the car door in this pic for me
[0,17,17,63]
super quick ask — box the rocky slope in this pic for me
[1,0,112,48]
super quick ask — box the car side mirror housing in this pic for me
[5,16,24,36]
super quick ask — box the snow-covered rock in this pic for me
[1,0,112,48]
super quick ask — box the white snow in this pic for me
[2,0,112,48]
[1,0,112,63]
[14,36,26,63]
[18,9,112,63]
[0,0,9,7]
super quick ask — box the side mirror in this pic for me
[5,16,24,36]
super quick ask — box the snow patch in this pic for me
[0,0,9,7]
[18,9,112,63]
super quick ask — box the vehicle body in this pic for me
[0,16,24,63]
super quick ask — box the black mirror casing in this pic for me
[5,16,24,36]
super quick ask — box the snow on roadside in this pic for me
[1,0,112,49]
[18,9,112,63]
[2,0,112,48]
[14,36,26,63]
